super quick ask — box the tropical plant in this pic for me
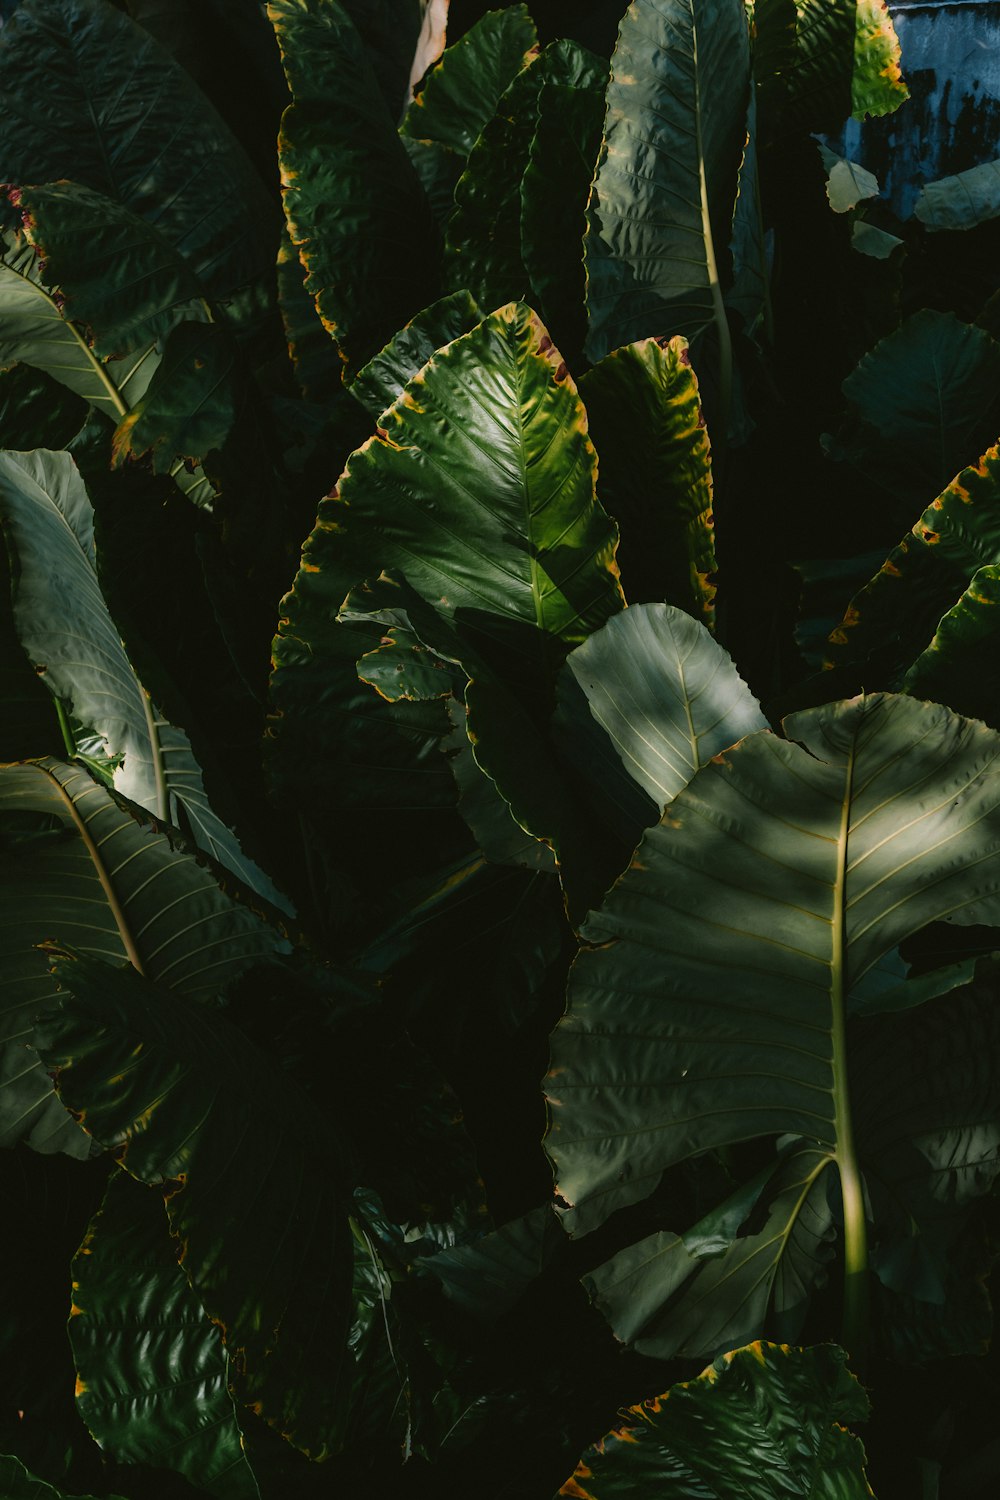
[1,0,999,1497]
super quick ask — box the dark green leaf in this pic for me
[422,1205,566,1322]
[70,1170,258,1497]
[270,0,438,375]
[350,288,482,420]
[557,1343,872,1499]
[35,952,352,1461]
[0,758,285,1157]
[0,1454,125,1500]
[0,0,277,335]
[579,337,717,621]
[584,0,750,361]
[275,223,343,403]
[903,564,1000,725]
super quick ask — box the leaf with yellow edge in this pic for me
[556,1342,872,1499]
[852,0,908,121]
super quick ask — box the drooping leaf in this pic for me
[400,4,537,159]
[270,0,438,375]
[852,0,908,121]
[444,41,605,316]
[915,158,1000,233]
[584,1144,838,1359]
[0,0,277,335]
[579,338,716,622]
[850,219,904,259]
[553,604,766,858]
[557,1343,872,1499]
[35,951,353,1461]
[70,1170,258,1498]
[0,1455,125,1500]
[835,310,1000,514]
[520,66,607,359]
[0,449,288,904]
[584,0,751,362]
[350,288,482,421]
[817,144,880,213]
[903,564,1000,726]
[826,443,1000,684]
[0,758,285,1158]
[546,694,1000,1236]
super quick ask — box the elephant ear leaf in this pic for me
[557,1343,872,1499]
[0,759,285,1158]
[584,0,750,362]
[0,449,288,906]
[35,951,352,1462]
[270,0,438,375]
[70,1170,258,1498]
[0,0,276,335]
[546,694,1000,1236]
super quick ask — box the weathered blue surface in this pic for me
[839,1,1000,218]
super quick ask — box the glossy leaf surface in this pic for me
[271,0,438,374]
[350,288,482,420]
[547,694,1000,1234]
[584,0,750,361]
[0,759,283,1157]
[558,1342,872,1498]
[903,564,1000,725]
[579,337,716,621]
[36,952,352,1461]
[70,1170,257,1497]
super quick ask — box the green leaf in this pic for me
[35,951,352,1461]
[520,68,607,359]
[835,310,1000,514]
[557,1343,872,1499]
[914,157,1000,233]
[275,223,343,403]
[0,758,284,1158]
[422,1205,565,1322]
[584,1145,837,1358]
[0,526,64,763]
[444,41,604,315]
[850,219,903,259]
[270,0,438,375]
[0,0,276,335]
[584,0,751,362]
[903,564,1000,725]
[350,288,482,421]
[579,337,717,622]
[817,145,880,213]
[546,694,1000,1236]
[442,698,556,871]
[0,1454,125,1500]
[0,449,288,904]
[827,443,1000,683]
[852,0,908,121]
[553,603,767,853]
[70,1170,258,1498]
[400,4,537,159]
[0,360,86,453]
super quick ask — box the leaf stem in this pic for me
[54,698,77,759]
[140,689,169,823]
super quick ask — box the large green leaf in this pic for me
[852,0,908,120]
[350,288,482,420]
[444,42,605,315]
[0,758,284,1157]
[34,952,353,1461]
[553,604,767,853]
[546,694,1000,1237]
[70,1170,258,1498]
[584,0,751,363]
[834,311,1000,515]
[914,158,1000,233]
[0,1455,125,1500]
[270,0,438,375]
[579,338,716,621]
[0,0,276,334]
[520,69,607,360]
[0,449,285,903]
[400,4,537,159]
[826,443,1000,683]
[754,0,907,132]
[557,1343,872,1498]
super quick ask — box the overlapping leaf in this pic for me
[584,0,751,362]
[903,565,1000,726]
[350,288,482,420]
[0,0,276,334]
[546,694,1000,1235]
[70,1170,258,1498]
[0,449,286,902]
[35,952,352,1460]
[579,338,717,621]
[0,1455,125,1500]
[270,0,438,374]
[557,1343,872,1499]
[0,759,284,1157]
